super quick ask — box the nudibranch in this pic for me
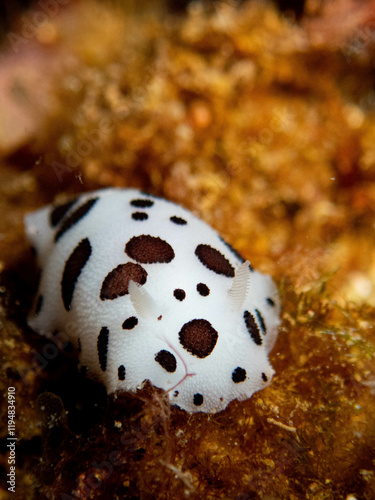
[25,188,280,413]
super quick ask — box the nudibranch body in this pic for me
[25,188,280,413]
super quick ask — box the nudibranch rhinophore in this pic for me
[25,188,280,413]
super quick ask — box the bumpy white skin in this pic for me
[25,188,280,413]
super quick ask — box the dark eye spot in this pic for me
[174,391,179,397]
[262,372,268,382]
[266,297,275,307]
[170,216,187,225]
[155,350,177,373]
[118,365,126,381]
[244,310,262,345]
[195,244,235,277]
[100,263,147,300]
[61,238,92,311]
[179,319,218,358]
[196,283,210,296]
[130,199,154,208]
[132,212,148,221]
[122,317,138,330]
[125,235,175,264]
[232,367,247,383]
[193,393,204,406]
[174,289,186,301]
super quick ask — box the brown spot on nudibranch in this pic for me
[170,215,187,225]
[218,236,246,264]
[179,319,218,358]
[130,198,154,208]
[122,316,138,330]
[196,283,210,296]
[193,393,204,406]
[118,365,126,381]
[55,198,98,242]
[266,297,275,307]
[244,310,262,345]
[255,309,266,335]
[232,367,247,383]
[100,263,147,300]
[61,238,92,311]
[195,244,235,277]
[50,198,78,227]
[97,326,109,372]
[155,350,177,373]
[125,235,175,264]
[174,289,186,301]
[131,212,148,221]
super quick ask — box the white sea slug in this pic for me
[25,188,280,413]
